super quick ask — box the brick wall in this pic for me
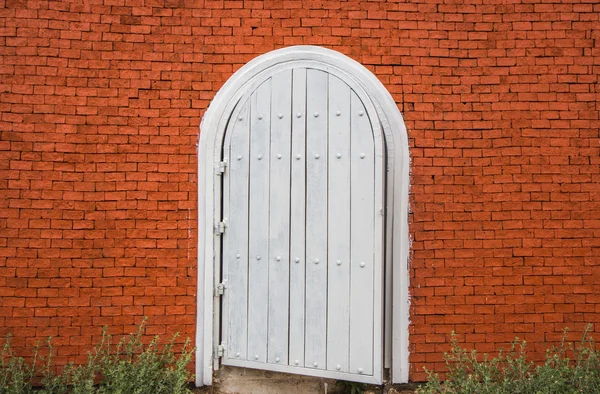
[1,0,599,381]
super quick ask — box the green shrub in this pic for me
[0,319,194,394]
[416,325,600,394]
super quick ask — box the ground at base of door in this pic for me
[191,366,416,394]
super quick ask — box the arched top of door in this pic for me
[200,46,408,167]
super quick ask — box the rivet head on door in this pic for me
[314,153,320,159]
[314,258,319,264]
[294,360,299,365]
[277,154,282,159]
[235,352,240,357]
[237,155,242,160]
[360,153,366,159]
[336,260,342,266]
[276,256,281,261]
[258,115,262,120]
[236,254,240,259]
[296,112,302,118]
[336,153,342,159]
[336,111,341,116]
[336,364,341,370]
[278,113,283,119]
[256,255,261,260]
[360,262,365,268]
[358,111,364,116]
[295,154,301,160]
[358,368,363,374]
[313,112,319,117]
[257,154,263,160]
[254,355,259,360]
[313,362,318,367]
[238,116,243,121]
[294,257,300,263]
[275,357,280,362]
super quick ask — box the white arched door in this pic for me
[197,46,410,387]
[219,66,385,384]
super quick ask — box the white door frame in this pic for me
[196,46,410,386]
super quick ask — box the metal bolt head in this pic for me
[358,367,363,374]
[360,153,366,159]
[296,154,301,160]
[313,112,319,117]
[238,116,243,121]
[336,153,342,159]
[258,115,262,120]
[278,113,283,119]
[294,360,299,365]
[336,260,342,266]
[254,355,259,360]
[294,257,300,263]
[277,154,282,159]
[276,256,281,261]
[256,255,261,260]
[237,155,242,160]
[358,111,364,116]
[336,111,341,116]
[313,361,318,367]
[296,112,301,118]
[275,357,280,362]
[336,364,341,370]
[258,154,263,160]
[236,253,240,259]
[236,352,240,357]
[314,258,319,264]
[360,262,365,268]
[314,153,320,159]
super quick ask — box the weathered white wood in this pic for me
[224,358,381,385]
[288,68,307,368]
[304,68,328,370]
[247,80,271,364]
[223,101,250,362]
[199,47,410,386]
[371,103,386,383]
[326,75,351,373]
[267,70,292,365]
[349,92,375,376]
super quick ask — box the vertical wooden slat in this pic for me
[247,80,271,363]
[305,69,328,370]
[267,70,292,365]
[289,68,307,368]
[326,75,351,373]
[349,92,375,376]
[224,101,250,361]
[372,109,385,383]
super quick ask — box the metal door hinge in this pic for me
[216,281,227,296]
[217,343,225,358]
[215,160,228,175]
[215,220,227,235]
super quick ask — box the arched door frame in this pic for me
[196,46,410,386]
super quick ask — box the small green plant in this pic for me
[0,335,35,394]
[0,319,194,393]
[416,325,600,394]
[336,380,367,394]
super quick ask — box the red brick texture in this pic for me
[0,0,599,382]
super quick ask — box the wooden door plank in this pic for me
[289,68,307,368]
[349,92,375,376]
[326,75,351,373]
[304,68,328,370]
[247,80,271,364]
[224,100,250,361]
[267,70,292,365]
